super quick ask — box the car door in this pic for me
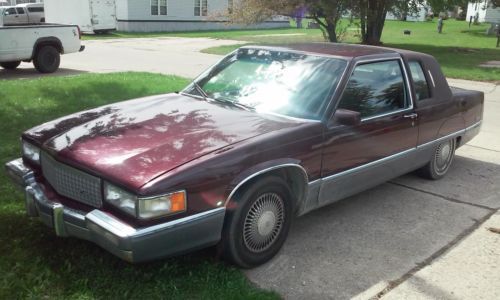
[3,7,18,24]
[318,58,418,205]
[15,7,28,23]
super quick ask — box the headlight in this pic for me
[138,191,186,219]
[22,141,40,164]
[104,182,186,219]
[104,182,137,217]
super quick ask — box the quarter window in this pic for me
[195,0,208,16]
[151,0,167,16]
[408,61,430,101]
[16,8,25,14]
[337,60,408,119]
[28,7,44,13]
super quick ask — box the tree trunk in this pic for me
[362,0,388,45]
[359,0,366,42]
[313,16,338,43]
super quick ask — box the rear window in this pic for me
[408,61,430,101]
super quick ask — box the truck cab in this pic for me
[2,4,44,25]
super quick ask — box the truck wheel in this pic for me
[33,46,60,73]
[0,61,21,70]
[221,176,293,268]
[417,139,456,180]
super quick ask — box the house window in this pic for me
[151,0,167,16]
[194,0,208,16]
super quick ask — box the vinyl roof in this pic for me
[243,43,402,59]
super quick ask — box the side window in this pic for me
[408,61,430,101]
[337,60,408,119]
[28,7,44,13]
[6,8,17,15]
[16,8,25,14]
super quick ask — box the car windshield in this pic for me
[182,48,347,120]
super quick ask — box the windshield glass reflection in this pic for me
[183,48,347,120]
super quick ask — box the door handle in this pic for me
[403,113,418,119]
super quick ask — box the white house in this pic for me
[385,2,430,22]
[466,1,500,23]
[115,0,289,32]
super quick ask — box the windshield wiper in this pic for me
[192,81,209,101]
[213,97,255,112]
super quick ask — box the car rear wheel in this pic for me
[221,176,293,268]
[33,45,60,73]
[418,139,456,180]
[0,61,21,70]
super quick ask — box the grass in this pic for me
[115,19,497,82]
[0,73,278,300]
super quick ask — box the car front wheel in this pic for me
[221,176,293,268]
[418,139,456,180]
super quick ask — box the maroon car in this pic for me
[6,44,483,268]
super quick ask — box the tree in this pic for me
[227,0,349,42]
[227,0,458,45]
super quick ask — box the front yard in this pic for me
[0,73,277,299]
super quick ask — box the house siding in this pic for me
[116,0,289,32]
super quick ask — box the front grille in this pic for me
[41,152,103,208]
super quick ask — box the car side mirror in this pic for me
[331,108,361,126]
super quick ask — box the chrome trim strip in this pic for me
[321,147,416,181]
[86,210,136,238]
[417,129,465,149]
[361,107,413,122]
[465,120,482,131]
[225,164,308,205]
[134,207,225,237]
[85,207,226,238]
[428,70,436,87]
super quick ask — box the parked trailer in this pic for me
[43,0,116,34]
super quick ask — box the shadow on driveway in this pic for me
[0,68,87,80]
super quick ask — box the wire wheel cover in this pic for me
[243,192,285,253]
[434,140,453,174]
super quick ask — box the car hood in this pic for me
[34,93,300,190]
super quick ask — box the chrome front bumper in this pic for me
[5,158,225,263]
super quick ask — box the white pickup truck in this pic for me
[0,24,85,73]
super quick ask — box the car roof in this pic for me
[241,43,408,59]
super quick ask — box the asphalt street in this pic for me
[1,37,498,299]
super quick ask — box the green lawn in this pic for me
[88,20,498,81]
[199,20,499,82]
[0,73,278,300]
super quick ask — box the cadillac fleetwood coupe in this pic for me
[5,43,483,268]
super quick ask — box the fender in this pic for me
[224,158,309,212]
[31,37,64,59]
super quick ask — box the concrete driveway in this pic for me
[0,37,244,79]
